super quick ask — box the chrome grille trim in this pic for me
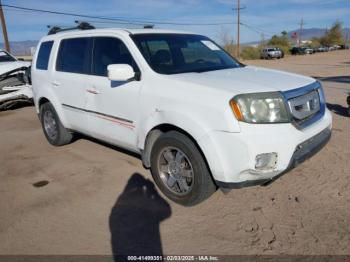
[288,90,320,120]
[282,81,326,129]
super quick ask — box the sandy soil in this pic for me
[0,50,349,256]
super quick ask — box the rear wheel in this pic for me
[40,102,72,146]
[150,131,217,206]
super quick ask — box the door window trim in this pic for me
[55,37,93,75]
[90,36,141,79]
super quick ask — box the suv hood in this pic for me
[168,66,315,94]
[0,61,31,75]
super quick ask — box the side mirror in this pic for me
[107,64,135,82]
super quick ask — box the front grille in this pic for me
[282,81,326,129]
[288,89,320,122]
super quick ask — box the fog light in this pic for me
[255,153,278,170]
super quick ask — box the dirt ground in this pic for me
[0,50,349,256]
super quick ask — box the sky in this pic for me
[2,0,350,43]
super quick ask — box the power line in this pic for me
[240,21,276,36]
[1,3,238,26]
[240,22,274,37]
[1,2,284,44]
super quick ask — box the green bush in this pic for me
[268,31,291,55]
[240,46,260,60]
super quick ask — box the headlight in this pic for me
[230,92,290,123]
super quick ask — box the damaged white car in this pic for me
[0,50,33,110]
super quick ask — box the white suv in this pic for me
[32,27,332,206]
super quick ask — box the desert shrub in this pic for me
[240,46,260,60]
[223,44,237,58]
[320,21,344,46]
[268,31,291,54]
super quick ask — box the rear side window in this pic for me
[56,38,92,74]
[36,41,53,70]
[92,37,138,76]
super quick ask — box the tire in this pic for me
[150,131,217,206]
[40,102,73,146]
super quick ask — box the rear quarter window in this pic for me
[36,41,54,70]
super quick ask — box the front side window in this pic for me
[92,37,138,77]
[56,38,92,74]
[132,34,241,75]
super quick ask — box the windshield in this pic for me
[131,34,242,74]
[0,51,17,62]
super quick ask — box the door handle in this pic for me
[51,81,60,87]
[86,89,100,95]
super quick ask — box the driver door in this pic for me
[85,36,142,151]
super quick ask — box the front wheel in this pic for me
[150,131,217,206]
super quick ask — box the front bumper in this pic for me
[198,109,332,187]
[215,126,331,189]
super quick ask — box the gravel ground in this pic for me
[0,50,349,256]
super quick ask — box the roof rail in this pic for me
[47,22,95,35]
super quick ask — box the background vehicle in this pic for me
[0,49,30,75]
[0,50,32,110]
[276,47,285,58]
[304,47,314,54]
[32,25,332,206]
[315,46,328,52]
[260,48,283,59]
[290,47,304,55]
[290,47,313,55]
[339,44,349,50]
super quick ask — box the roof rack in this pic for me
[47,22,95,35]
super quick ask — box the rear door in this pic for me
[85,36,142,151]
[53,37,92,133]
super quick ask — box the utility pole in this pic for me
[298,18,305,47]
[233,0,245,58]
[237,0,240,58]
[0,0,10,52]
[260,33,265,48]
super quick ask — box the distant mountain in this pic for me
[288,28,350,40]
[0,40,38,56]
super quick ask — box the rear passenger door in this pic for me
[85,36,142,151]
[53,37,92,133]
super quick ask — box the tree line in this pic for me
[221,21,347,60]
